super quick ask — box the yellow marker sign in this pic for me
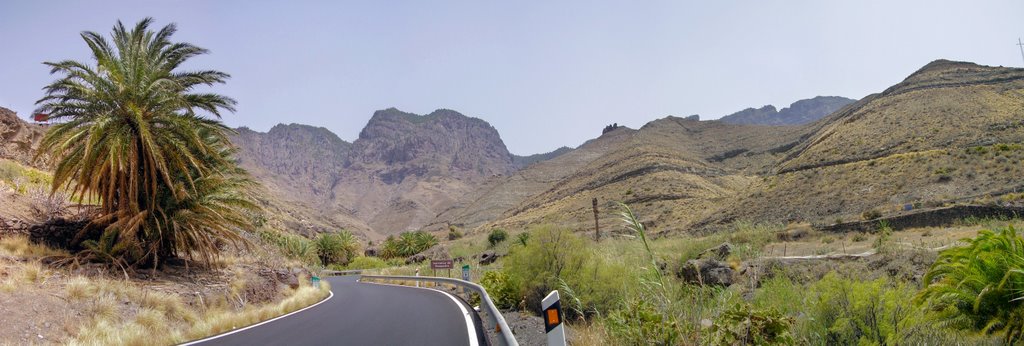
[546,308,560,325]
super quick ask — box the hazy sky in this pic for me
[2,1,1022,155]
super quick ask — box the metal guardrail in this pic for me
[358,274,519,346]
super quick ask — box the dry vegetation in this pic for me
[0,234,330,345]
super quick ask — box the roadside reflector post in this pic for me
[542,290,566,346]
[415,269,420,288]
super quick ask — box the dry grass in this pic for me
[0,235,69,259]
[567,321,612,345]
[65,273,330,345]
[183,281,330,342]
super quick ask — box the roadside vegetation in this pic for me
[423,203,1019,345]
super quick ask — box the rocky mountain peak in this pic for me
[719,96,855,126]
[350,108,512,178]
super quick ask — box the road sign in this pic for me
[462,265,470,281]
[431,259,454,269]
[542,290,566,346]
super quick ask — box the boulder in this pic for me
[405,253,427,265]
[421,245,450,260]
[678,259,735,287]
[364,247,379,257]
[479,250,501,265]
[697,242,733,261]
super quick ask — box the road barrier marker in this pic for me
[542,290,566,346]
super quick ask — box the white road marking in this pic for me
[178,289,335,346]
[361,280,481,346]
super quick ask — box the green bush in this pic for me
[801,272,925,345]
[258,229,315,264]
[515,232,530,246]
[345,256,390,270]
[488,228,508,247]
[501,225,630,318]
[605,298,680,346]
[916,226,1024,344]
[708,303,794,346]
[480,271,520,310]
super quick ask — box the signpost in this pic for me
[431,259,454,277]
[542,291,566,346]
[461,264,471,281]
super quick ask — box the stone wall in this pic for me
[815,205,1024,233]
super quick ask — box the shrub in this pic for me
[916,226,1024,344]
[502,225,628,318]
[605,298,680,346]
[708,303,794,346]
[345,256,389,270]
[801,272,925,345]
[257,230,315,264]
[480,271,519,310]
[447,227,463,240]
[488,228,508,247]
[862,209,883,221]
[516,232,530,247]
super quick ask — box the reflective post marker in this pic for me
[542,290,566,346]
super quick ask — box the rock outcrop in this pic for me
[0,107,47,168]
[719,96,856,126]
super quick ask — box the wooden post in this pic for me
[592,198,600,242]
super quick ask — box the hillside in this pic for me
[472,60,1024,236]
[719,96,856,126]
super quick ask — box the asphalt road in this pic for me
[187,275,487,346]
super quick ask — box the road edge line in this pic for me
[360,280,480,346]
[178,289,335,346]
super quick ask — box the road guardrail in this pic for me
[358,274,519,346]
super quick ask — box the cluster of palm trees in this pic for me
[379,231,438,259]
[36,18,256,268]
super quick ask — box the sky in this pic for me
[1,1,1023,155]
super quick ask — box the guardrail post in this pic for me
[542,291,566,346]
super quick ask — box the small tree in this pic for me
[488,228,508,247]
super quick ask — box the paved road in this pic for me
[187,276,487,346]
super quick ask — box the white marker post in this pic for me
[542,291,566,346]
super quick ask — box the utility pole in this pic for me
[1018,38,1024,66]
[592,197,600,242]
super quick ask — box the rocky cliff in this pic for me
[0,107,47,168]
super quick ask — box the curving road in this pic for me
[185,275,487,346]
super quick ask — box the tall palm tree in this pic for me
[35,18,255,268]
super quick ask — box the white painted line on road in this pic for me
[361,281,480,346]
[178,289,335,346]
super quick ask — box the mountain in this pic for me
[472,60,1024,235]
[719,96,856,126]
[232,108,517,238]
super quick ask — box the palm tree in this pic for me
[35,18,255,268]
[915,226,1024,343]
